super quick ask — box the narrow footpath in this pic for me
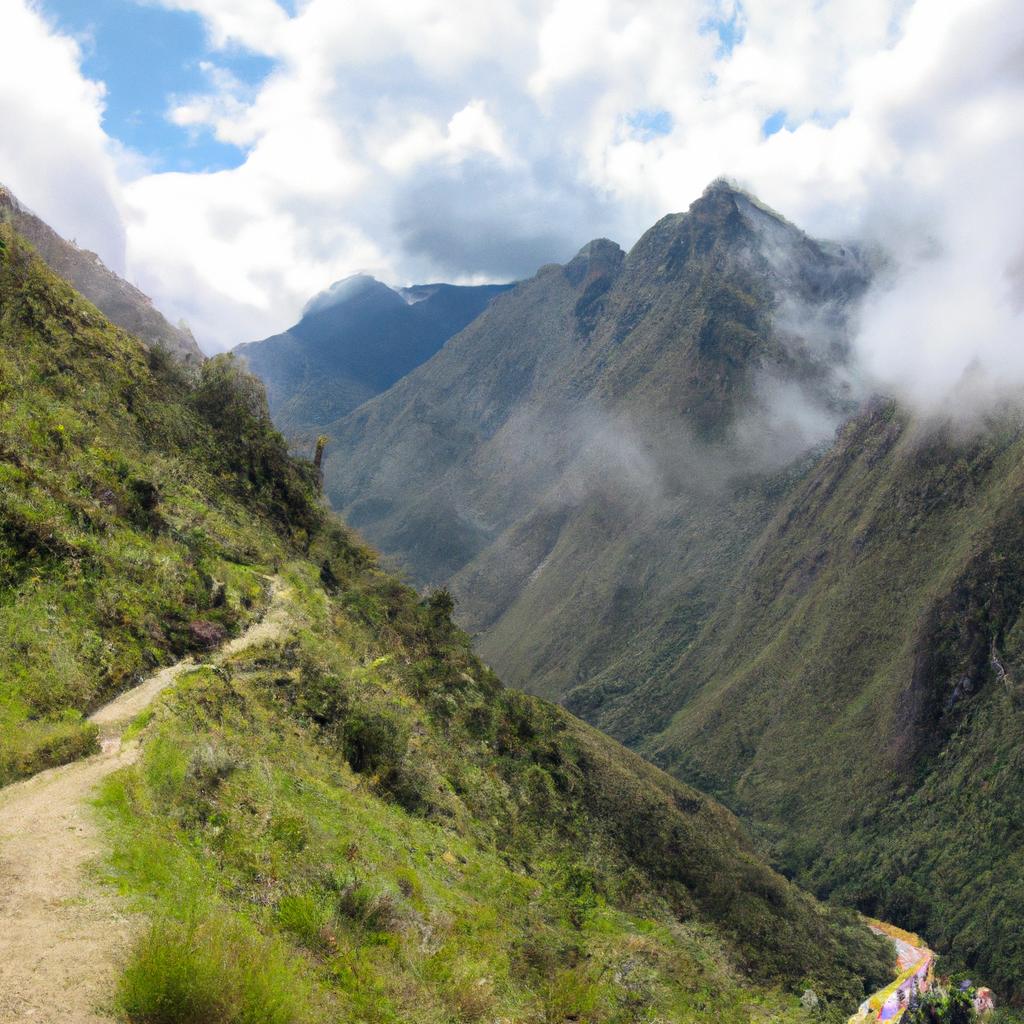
[0,580,290,1024]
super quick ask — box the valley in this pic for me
[1,1,1019,1020]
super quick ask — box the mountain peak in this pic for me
[301,273,396,317]
[564,237,625,287]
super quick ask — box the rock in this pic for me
[800,989,820,1012]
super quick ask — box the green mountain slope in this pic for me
[0,222,889,1019]
[0,220,316,784]
[313,183,1024,999]
[322,181,867,696]
[602,401,1024,1002]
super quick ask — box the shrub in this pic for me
[541,968,602,1024]
[117,915,309,1024]
[276,893,334,957]
[184,742,239,795]
[334,880,403,934]
[341,706,408,775]
[904,987,976,1024]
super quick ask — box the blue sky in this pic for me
[40,0,272,173]
[2,0,1019,375]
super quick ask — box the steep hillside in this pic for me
[0,221,318,785]
[236,275,512,436]
[0,223,890,1021]
[315,182,1024,1000]
[0,184,203,364]
[601,401,1024,1002]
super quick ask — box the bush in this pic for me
[184,742,239,794]
[334,880,403,934]
[187,355,320,534]
[904,987,976,1024]
[117,915,309,1024]
[276,893,334,957]
[541,968,602,1024]
[341,706,408,775]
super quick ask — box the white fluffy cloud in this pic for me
[0,0,1021,408]
[0,0,125,270]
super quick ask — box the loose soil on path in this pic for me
[0,580,289,1024]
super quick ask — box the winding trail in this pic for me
[0,580,290,1024]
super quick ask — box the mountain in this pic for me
[0,219,890,1021]
[316,182,1024,998]
[617,401,1024,1003]
[0,183,203,364]
[235,274,514,436]
[322,179,868,661]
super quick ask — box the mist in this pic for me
[842,2,1024,419]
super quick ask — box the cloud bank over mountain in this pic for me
[1,0,1021,408]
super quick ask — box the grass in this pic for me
[0,222,318,783]
[118,915,309,1024]
[94,555,890,1022]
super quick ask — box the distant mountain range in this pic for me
[238,180,1024,999]
[0,184,203,364]
[236,275,514,438]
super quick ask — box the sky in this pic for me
[0,0,1021,398]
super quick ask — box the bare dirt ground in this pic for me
[0,580,289,1024]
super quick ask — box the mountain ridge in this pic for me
[236,273,514,437]
[250,181,1024,998]
[0,183,204,365]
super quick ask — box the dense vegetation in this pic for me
[99,553,888,1022]
[0,224,892,1020]
[628,402,1024,1002]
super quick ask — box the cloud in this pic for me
[0,0,124,271]
[844,1,1024,414]
[1,0,1021,392]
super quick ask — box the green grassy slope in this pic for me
[0,221,318,784]
[0,224,889,1020]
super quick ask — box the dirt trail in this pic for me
[0,580,290,1024]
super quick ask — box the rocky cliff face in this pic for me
[0,184,204,364]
